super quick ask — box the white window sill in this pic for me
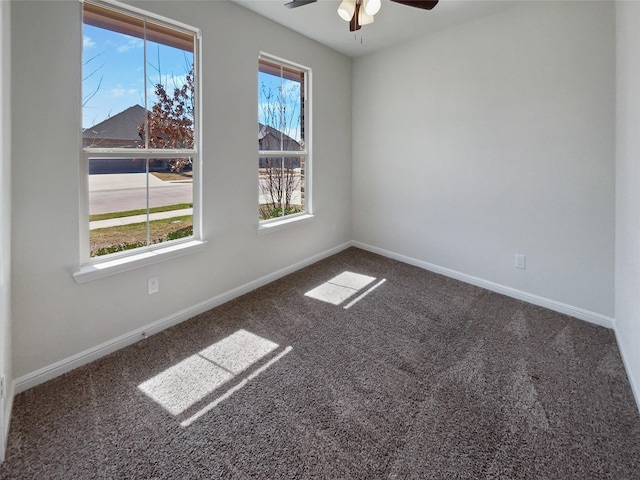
[73,239,207,284]
[257,213,314,236]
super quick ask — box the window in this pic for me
[80,1,201,267]
[258,53,311,224]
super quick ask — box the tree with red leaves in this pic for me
[139,65,195,172]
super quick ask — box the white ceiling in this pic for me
[231,0,516,57]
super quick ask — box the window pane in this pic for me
[258,62,304,152]
[282,77,304,150]
[259,157,283,219]
[88,157,193,257]
[83,4,196,150]
[286,155,305,215]
[82,20,145,148]
[145,28,195,149]
[149,157,193,244]
[258,156,304,220]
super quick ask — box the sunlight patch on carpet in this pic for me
[138,329,279,416]
[180,346,292,427]
[343,278,387,309]
[305,271,378,305]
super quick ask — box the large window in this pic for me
[258,54,310,223]
[81,1,200,263]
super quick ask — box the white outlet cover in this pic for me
[515,254,526,270]
[148,277,159,294]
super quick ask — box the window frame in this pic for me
[257,52,312,232]
[76,0,204,282]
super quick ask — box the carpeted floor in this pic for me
[1,247,639,479]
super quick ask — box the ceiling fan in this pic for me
[284,0,439,32]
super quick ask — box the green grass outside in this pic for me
[89,203,193,222]
[90,215,193,257]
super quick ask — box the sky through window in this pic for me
[82,22,193,129]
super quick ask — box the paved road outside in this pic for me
[89,172,304,219]
[89,173,192,215]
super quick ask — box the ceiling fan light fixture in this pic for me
[330,0,438,32]
[358,8,374,26]
[363,0,381,16]
[337,0,356,22]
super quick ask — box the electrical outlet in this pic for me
[148,277,159,295]
[515,254,526,270]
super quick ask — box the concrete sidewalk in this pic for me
[90,208,193,230]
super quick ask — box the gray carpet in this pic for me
[1,247,639,479]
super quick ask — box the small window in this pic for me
[81,1,200,262]
[258,54,311,222]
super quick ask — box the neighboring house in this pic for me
[258,123,301,152]
[82,104,146,149]
[84,110,298,173]
[83,104,162,174]
[259,122,302,169]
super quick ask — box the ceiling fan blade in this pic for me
[284,0,317,8]
[390,0,439,10]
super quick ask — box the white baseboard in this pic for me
[1,379,14,461]
[13,242,352,395]
[614,330,640,414]
[352,241,616,330]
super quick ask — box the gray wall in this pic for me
[615,0,640,409]
[352,1,615,318]
[10,0,352,379]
